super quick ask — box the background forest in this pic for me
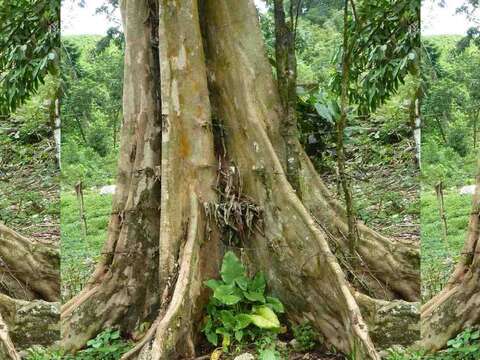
[421,35,479,303]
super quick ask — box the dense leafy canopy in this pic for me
[0,0,59,115]
[331,0,420,114]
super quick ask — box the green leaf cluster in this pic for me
[0,0,59,114]
[385,328,480,360]
[202,251,284,351]
[440,328,480,359]
[68,328,131,360]
[292,322,319,352]
[24,329,132,360]
[331,0,420,114]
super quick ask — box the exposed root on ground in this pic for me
[0,225,60,358]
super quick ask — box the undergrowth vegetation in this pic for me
[25,329,132,360]
[386,328,480,360]
[421,191,472,300]
[203,252,285,352]
[0,75,59,236]
[61,191,112,301]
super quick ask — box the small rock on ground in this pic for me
[233,353,255,360]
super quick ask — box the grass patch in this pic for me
[421,189,472,301]
[61,191,112,301]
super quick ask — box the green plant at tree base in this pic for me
[202,251,285,352]
[25,328,131,360]
[255,335,281,360]
[72,328,132,360]
[437,328,480,360]
[292,322,319,352]
[25,347,64,360]
[386,328,480,360]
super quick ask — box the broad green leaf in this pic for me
[221,333,231,350]
[259,348,279,360]
[204,279,222,291]
[249,272,266,293]
[220,251,247,288]
[206,330,218,346]
[234,330,243,342]
[247,306,280,329]
[266,296,284,313]
[235,314,252,330]
[219,310,236,329]
[213,284,242,305]
[244,291,265,303]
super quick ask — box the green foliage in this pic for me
[292,322,319,352]
[422,36,479,188]
[61,191,112,300]
[421,191,471,300]
[439,328,480,359]
[61,35,123,187]
[25,329,132,360]
[331,0,420,114]
[255,334,282,360]
[72,328,132,360]
[0,76,59,234]
[0,0,59,114]
[259,11,340,85]
[385,347,426,360]
[386,329,480,360]
[25,346,65,360]
[203,251,284,351]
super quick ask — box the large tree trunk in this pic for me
[61,1,420,359]
[62,0,164,349]
[421,156,480,352]
[0,224,60,359]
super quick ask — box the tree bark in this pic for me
[421,156,480,352]
[273,0,302,196]
[62,0,164,349]
[61,1,420,359]
[337,0,358,252]
[0,224,59,302]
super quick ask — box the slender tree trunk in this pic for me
[62,1,420,359]
[421,155,480,351]
[409,86,422,167]
[435,181,448,245]
[273,0,302,196]
[54,98,61,168]
[337,0,358,252]
[473,109,479,149]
